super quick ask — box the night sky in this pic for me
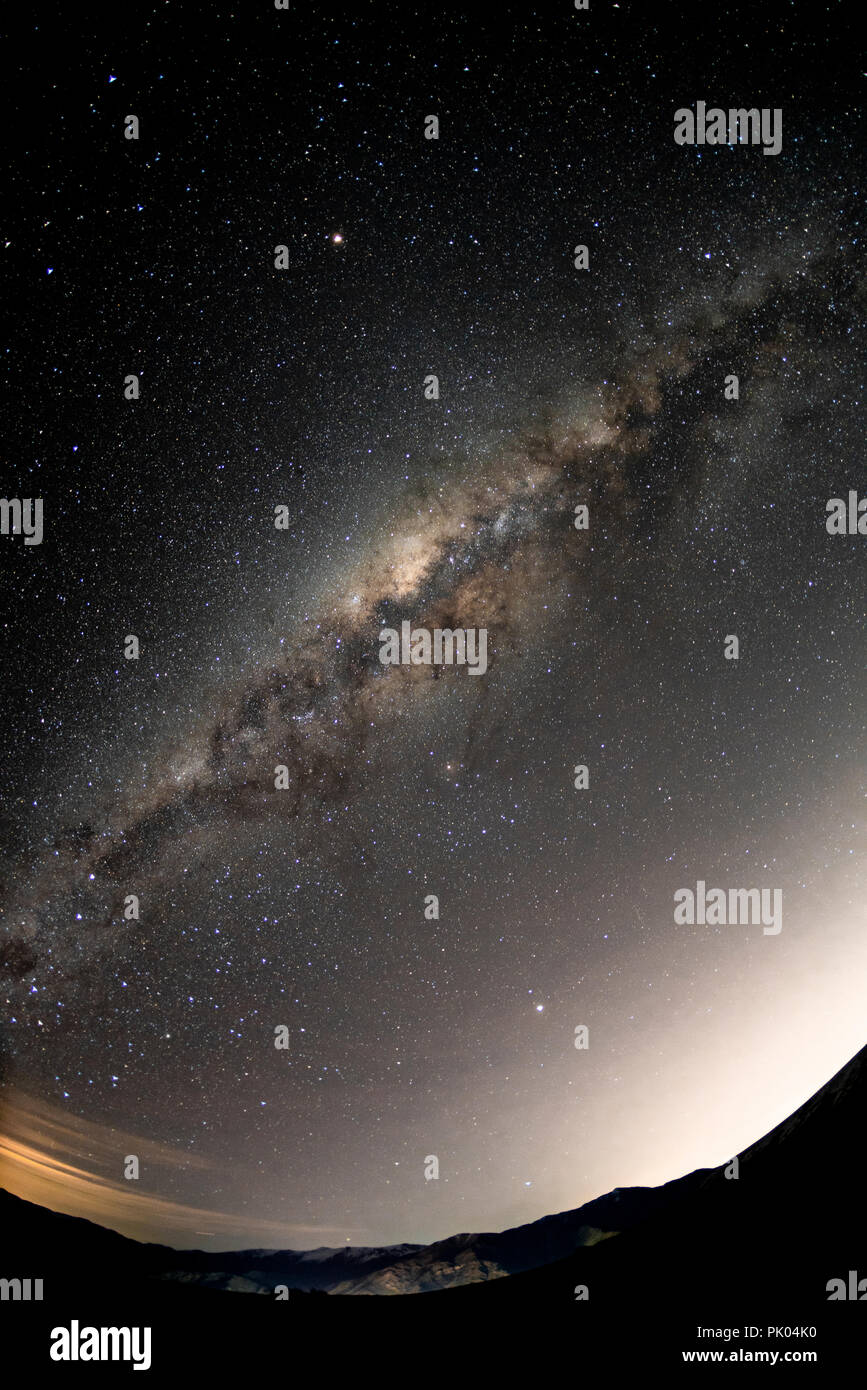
[1,2,864,1251]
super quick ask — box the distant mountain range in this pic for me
[0,1178,673,1297]
[3,1039,866,1309]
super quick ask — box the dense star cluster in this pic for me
[0,3,864,1250]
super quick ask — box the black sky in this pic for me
[0,1,864,1249]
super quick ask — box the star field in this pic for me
[0,2,864,1250]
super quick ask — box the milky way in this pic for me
[1,3,864,1249]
